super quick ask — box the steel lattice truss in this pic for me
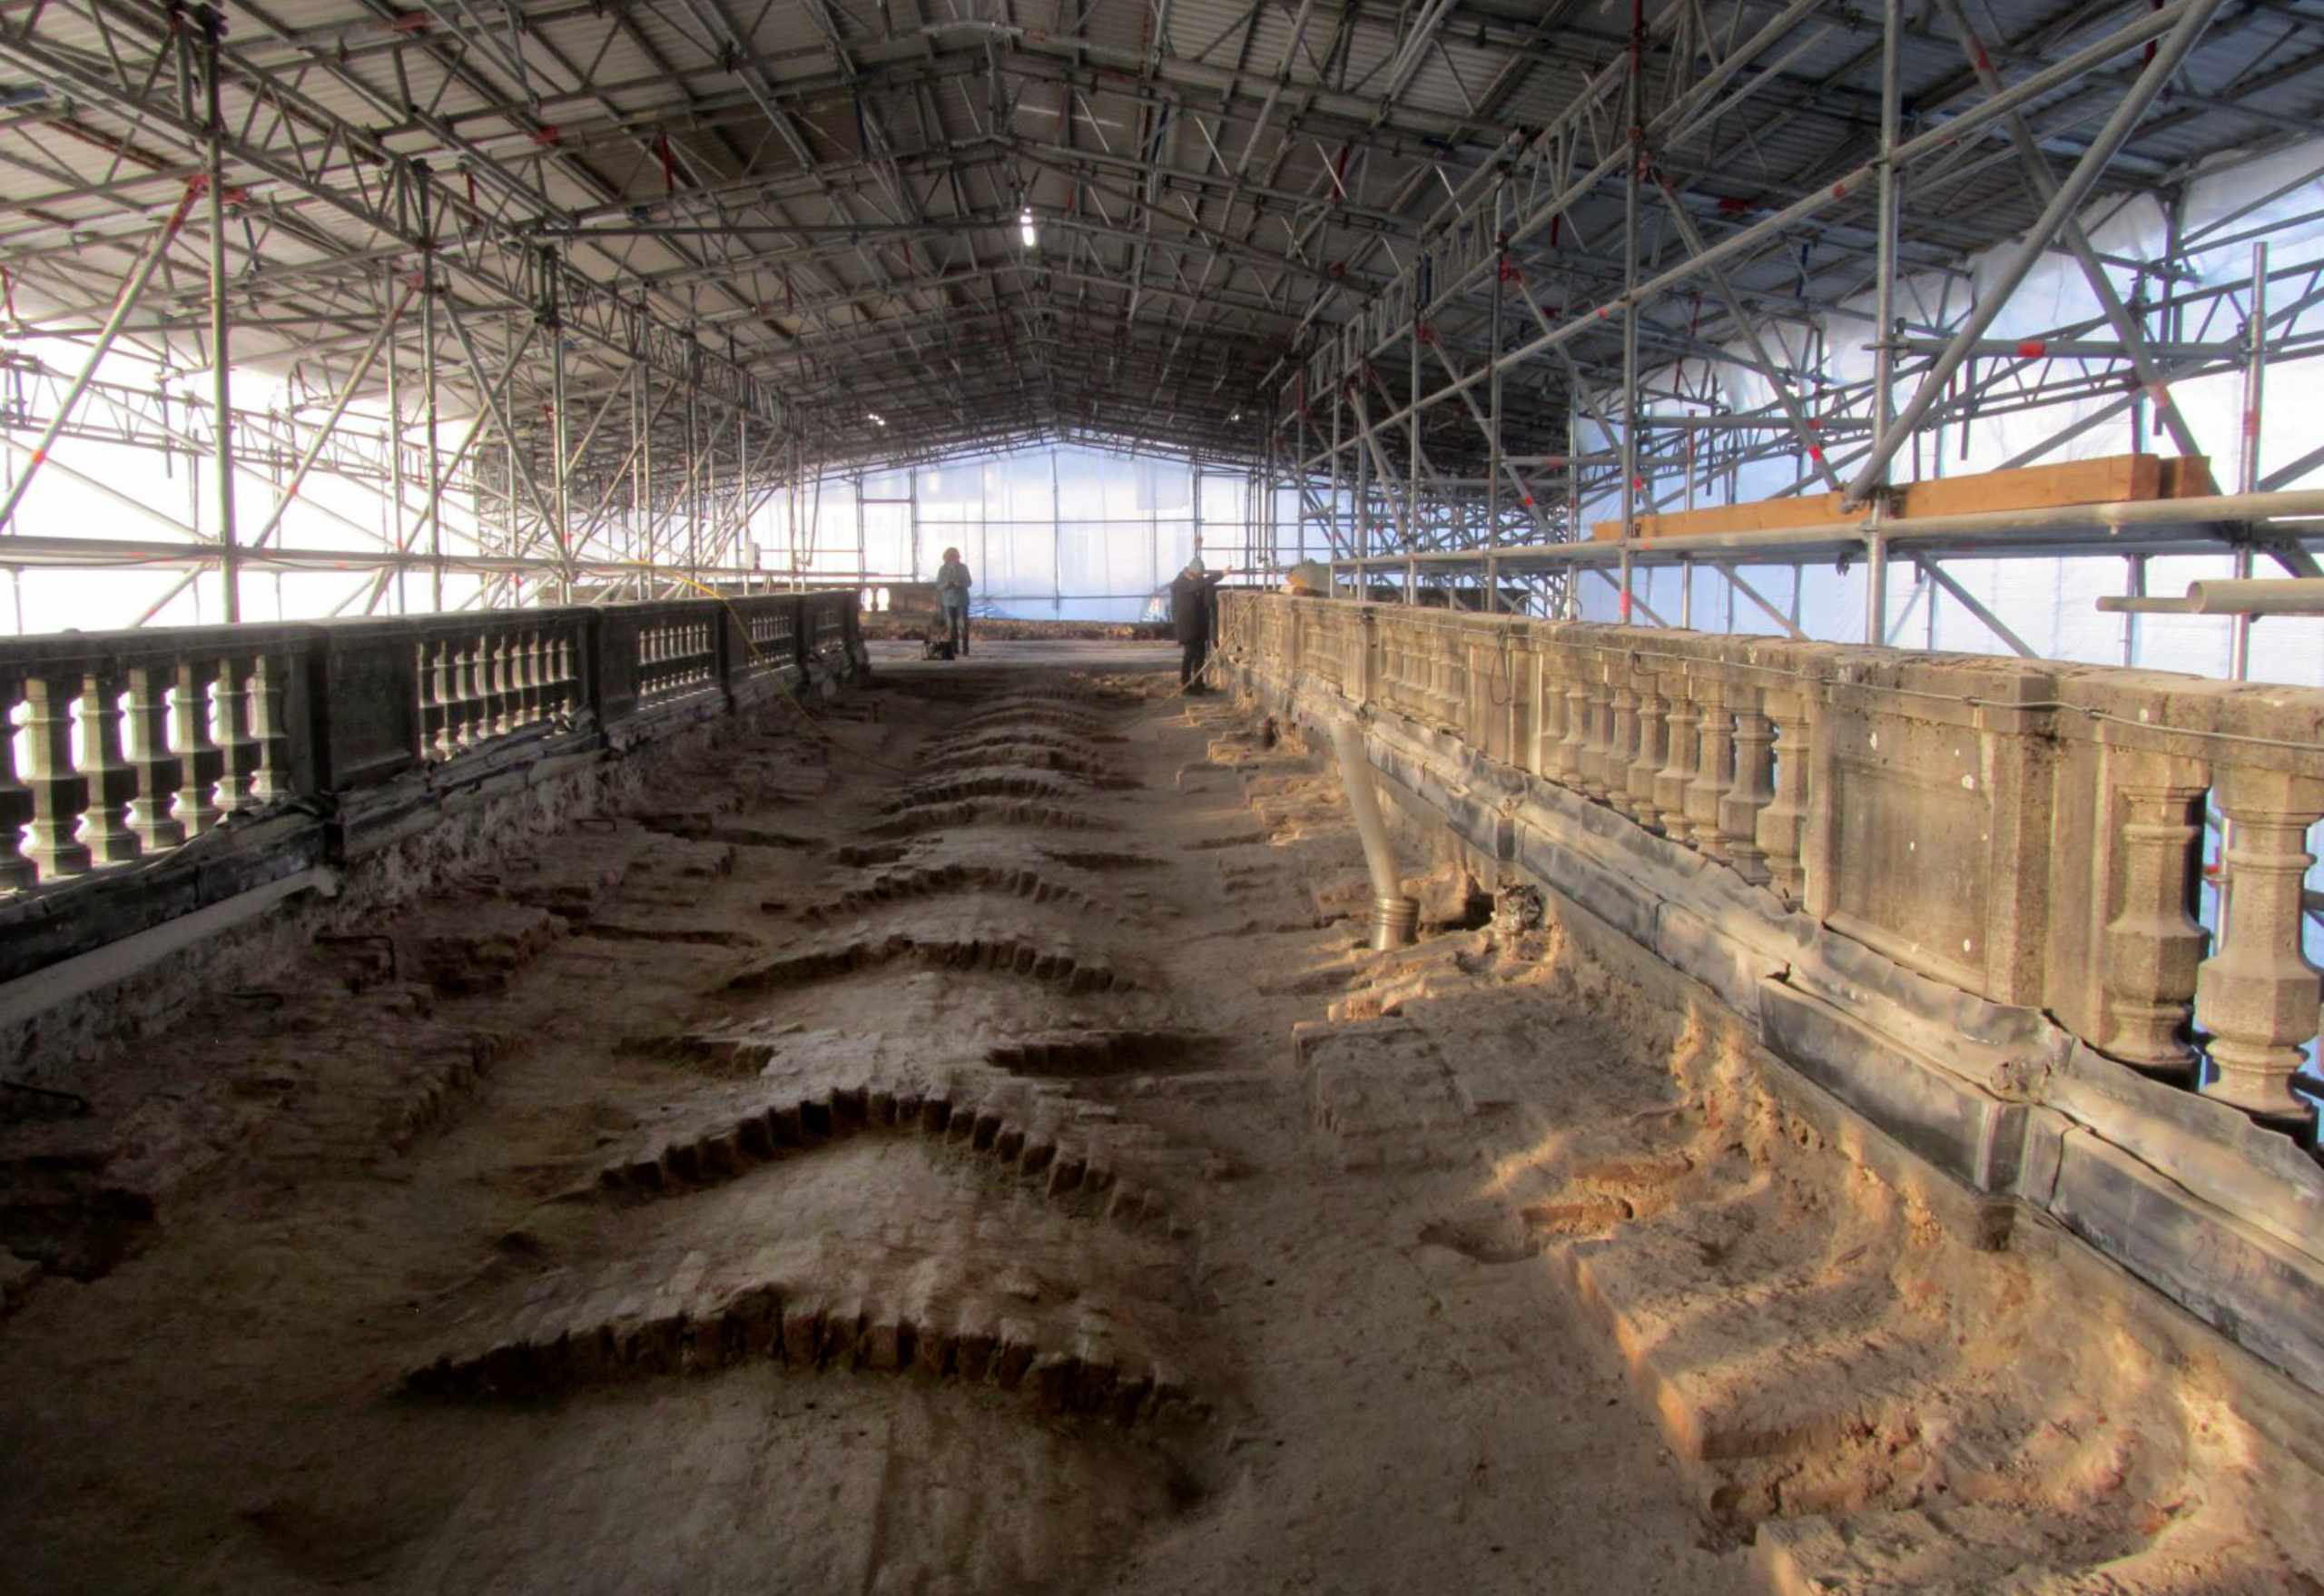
[3,0,2323,613]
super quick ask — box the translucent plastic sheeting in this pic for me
[0,326,503,630]
[761,443,1262,619]
[1573,133,2324,692]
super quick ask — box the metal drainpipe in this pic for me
[1331,714,1416,951]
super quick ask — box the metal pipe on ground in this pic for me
[1330,714,1417,951]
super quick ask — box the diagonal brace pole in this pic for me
[1931,0,2203,460]
[1845,0,2230,500]
[0,178,208,533]
[1917,558,2038,657]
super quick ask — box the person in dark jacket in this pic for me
[1169,558,1228,692]
[935,547,972,656]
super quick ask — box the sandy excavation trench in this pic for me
[2,650,2322,1595]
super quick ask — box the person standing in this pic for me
[1169,558,1228,692]
[935,547,972,657]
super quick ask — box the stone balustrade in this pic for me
[630,610,720,707]
[1,626,308,896]
[0,590,858,901]
[412,615,587,758]
[1217,592,2324,1144]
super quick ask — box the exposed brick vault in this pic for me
[3,635,2323,1594]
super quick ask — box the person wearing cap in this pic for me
[935,547,973,657]
[1168,557,1229,693]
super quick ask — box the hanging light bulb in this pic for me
[1019,205,1039,249]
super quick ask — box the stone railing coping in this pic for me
[1239,595,2324,775]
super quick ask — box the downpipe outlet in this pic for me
[1329,713,1417,951]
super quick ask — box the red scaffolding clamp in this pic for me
[162,173,209,241]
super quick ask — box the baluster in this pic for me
[2100,761,2210,1079]
[1556,667,1590,790]
[1628,674,1666,832]
[247,654,292,803]
[214,655,262,813]
[1718,687,1774,884]
[517,631,542,726]
[1502,635,1527,768]
[21,671,91,877]
[1656,670,1699,846]
[171,659,225,837]
[458,636,486,747]
[477,635,500,736]
[420,641,448,758]
[2191,769,2324,1130]
[532,631,556,718]
[1531,648,1566,777]
[1757,690,1811,904]
[0,674,36,891]
[76,670,142,863]
[501,632,524,729]
[1686,680,1733,860]
[501,632,525,733]
[1579,668,1613,802]
[441,638,468,749]
[488,635,514,734]
[436,638,461,748]
[123,664,185,852]
[1607,679,1640,820]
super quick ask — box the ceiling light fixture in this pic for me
[867,411,886,426]
[1019,206,1039,249]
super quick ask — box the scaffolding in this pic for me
[0,0,2319,642]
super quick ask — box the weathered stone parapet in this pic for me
[0,591,862,987]
[1217,588,2324,1396]
[1218,591,2324,1138]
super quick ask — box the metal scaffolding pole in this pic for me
[1843,0,2230,498]
[548,254,571,604]
[0,184,206,534]
[388,270,407,616]
[202,3,239,623]
[2232,241,2267,683]
[1619,0,1644,626]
